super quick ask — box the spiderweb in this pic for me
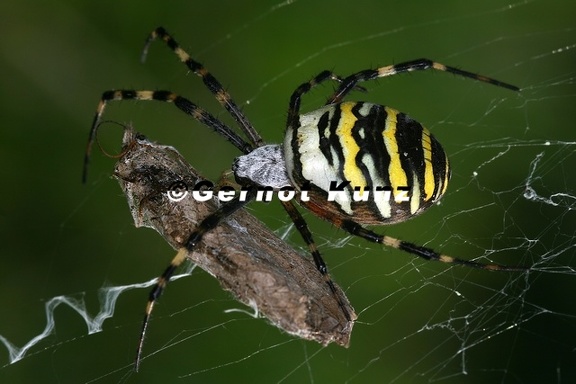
[0,0,575,383]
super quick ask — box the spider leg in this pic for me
[287,70,361,129]
[135,247,187,372]
[339,219,528,272]
[142,26,263,148]
[135,189,257,371]
[327,58,519,104]
[280,200,353,321]
[83,89,253,183]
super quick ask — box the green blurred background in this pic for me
[1,1,575,383]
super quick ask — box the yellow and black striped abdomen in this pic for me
[284,101,450,225]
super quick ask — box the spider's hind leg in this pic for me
[340,219,528,272]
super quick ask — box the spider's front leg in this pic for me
[83,89,251,183]
[141,26,263,147]
[135,190,257,371]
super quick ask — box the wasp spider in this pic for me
[84,27,524,370]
